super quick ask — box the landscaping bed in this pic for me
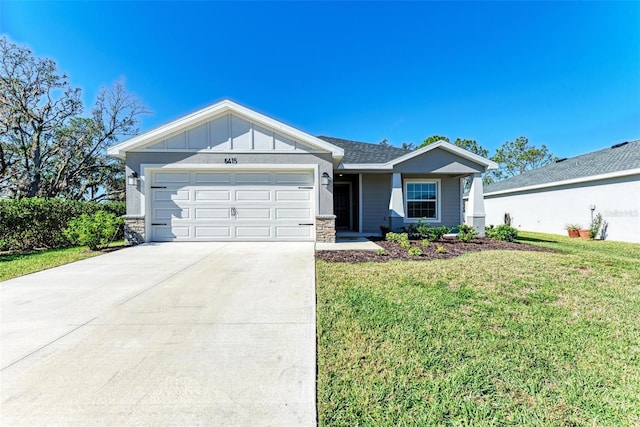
[316,236,553,263]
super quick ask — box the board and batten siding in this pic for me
[361,174,391,233]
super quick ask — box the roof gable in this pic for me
[108,100,344,159]
[484,139,640,194]
[322,137,497,171]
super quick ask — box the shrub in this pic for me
[376,249,386,256]
[435,244,447,254]
[64,211,123,251]
[457,224,478,243]
[0,198,125,251]
[486,224,519,242]
[407,246,422,257]
[415,218,450,242]
[421,239,430,248]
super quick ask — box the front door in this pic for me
[334,183,351,229]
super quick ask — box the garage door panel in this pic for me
[195,189,230,201]
[236,190,271,201]
[275,173,313,185]
[276,190,310,201]
[235,173,271,184]
[154,190,190,202]
[154,226,190,241]
[195,208,230,219]
[275,208,312,220]
[276,226,312,238]
[236,208,271,219]
[150,170,314,241]
[154,208,189,220]
[154,172,190,184]
[195,227,231,238]
[195,172,231,184]
[236,226,271,238]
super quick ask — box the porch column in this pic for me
[389,173,405,231]
[466,173,486,237]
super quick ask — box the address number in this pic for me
[224,158,238,164]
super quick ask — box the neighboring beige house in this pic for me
[107,100,497,244]
[482,140,640,243]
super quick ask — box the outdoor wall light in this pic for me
[321,172,331,186]
[127,171,139,186]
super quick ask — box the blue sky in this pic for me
[2,1,639,158]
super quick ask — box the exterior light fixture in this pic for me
[321,172,330,186]
[127,171,139,186]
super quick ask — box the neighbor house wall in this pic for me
[484,175,640,243]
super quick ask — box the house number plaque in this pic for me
[224,158,238,164]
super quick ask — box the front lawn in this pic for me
[316,232,640,425]
[0,243,123,282]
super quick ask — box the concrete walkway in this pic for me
[1,242,316,426]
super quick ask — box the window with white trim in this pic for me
[405,180,439,220]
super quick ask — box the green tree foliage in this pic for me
[0,36,147,200]
[490,136,556,181]
[452,138,489,158]
[417,135,449,148]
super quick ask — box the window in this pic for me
[405,180,439,220]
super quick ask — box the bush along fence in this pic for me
[0,198,125,251]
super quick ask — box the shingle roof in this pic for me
[484,139,640,194]
[318,136,408,164]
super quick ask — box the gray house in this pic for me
[108,100,497,243]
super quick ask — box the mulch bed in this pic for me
[316,237,554,263]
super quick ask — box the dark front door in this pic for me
[334,184,351,229]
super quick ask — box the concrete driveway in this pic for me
[1,242,316,426]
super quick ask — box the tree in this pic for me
[0,36,147,200]
[490,136,556,181]
[452,138,488,158]
[417,135,449,149]
[379,138,391,147]
[401,142,415,151]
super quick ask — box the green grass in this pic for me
[0,241,124,282]
[317,232,640,426]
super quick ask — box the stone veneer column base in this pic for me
[315,215,336,243]
[123,215,145,245]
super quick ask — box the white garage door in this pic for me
[150,170,314,241]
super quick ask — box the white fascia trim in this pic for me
[108,99,344,159]
[338,141,498,171]
[340,163,392,170]
[484,168,640,197]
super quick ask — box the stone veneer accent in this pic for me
[123,215,145,245]
[315,215,336,243]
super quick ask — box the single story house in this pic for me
[107,100,497,243]
[482,139,640,243]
